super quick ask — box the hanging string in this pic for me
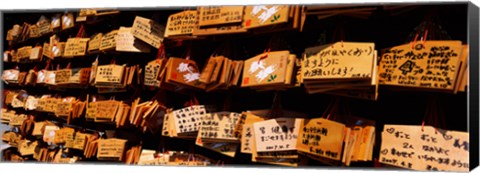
[326,98,340,120]
[211,41,226,57]
[406,7,450,44]
[257,48,271,63]
[266,34,275,51]
[185,94,199,107]
[421,97,433,132]
[76,24,85,38]
[422,96,443,134]
[188,144,195,162]
[216,160,225,166]
[422,29,428,44]
[45,59,52,70]
[411,33,419,49]
[257,35,277,63]
[156,44,166,61]
[322,97,335,119]
[421,102,428,132]
[322,97,339,120]
[264,33,288,54]
[32,65,38,72]
[193,95,199,105]
[184,42,193,60]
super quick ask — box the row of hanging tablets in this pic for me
[1,107,214,165]
[5,9,126,45]
[158,98,469,171]
[3,40,469,101]
[3,6,468,99]
[5,6,305,47]
[5,4,305,63]
[2,86,470,171]
[2,89,162,133]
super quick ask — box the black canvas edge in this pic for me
[468,1,479,172]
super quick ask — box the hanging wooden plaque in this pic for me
[71,68,91,85]
[86,102,97,121]
[198,6,244,26]
[55,69,72,84]
[29,25,40,38]
[2,69,20,83]
[166,57,206,89]
[88,33,103,52]
[253,118,302,152]
[9,114,27,126]
[378,41,463,91]
[172,105,206,134]
[62,13,75,30]
[44,70,56,85]
[49,42,66,58]
[50,14,61,31]
[55,101,73,118]
[243,5,289,29]
[94,64,125,86]
[43,125,60,143]
[131,16,165,48]
[37,17,51,35]
[296,118,346,161]
[17,46,32,60]
[165,10,198,37]
[95,100,120,122]
[192,23,247,36]
[195,133,239,157]
[242,51,289,87]
[64,38,89,57]
[199,112,242,141]
[25,96,38,110]
[97,138,127,160]
[144,59,164,87]
[18,140,38,156]
[116,27,151,53]
[64,128,74,148]
[302,42,376,80]
[32,122,45,136]
[29,46,43,60]
[99,30,118,51]
[379,125,469,172]
[73,132,87,150]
